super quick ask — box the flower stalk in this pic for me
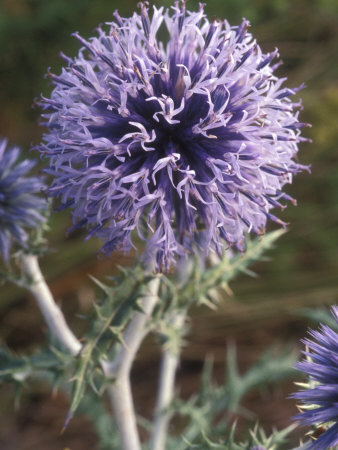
[19,253,81,356]
[150,311,186,450]
[19,254,161,450]
[102,277,160,450]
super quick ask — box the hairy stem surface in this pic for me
[19,253,81,355]
[103,276,160,450]
[150,312,186,450]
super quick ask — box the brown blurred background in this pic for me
[0,0,338,448]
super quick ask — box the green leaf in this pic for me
[66,265,156,425]
[181,423,296,449]
[164,230,286,311]
[171,342,296,449]
[77,390,121,449]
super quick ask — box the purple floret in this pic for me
[292,306,338,450]
[0,138,46,261]
[38,2,309,271]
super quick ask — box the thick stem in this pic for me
[150,312,186,450]
[108,374,141,450]
[18,254,161,449]
[103,277,160,450]
[19,253,81,356]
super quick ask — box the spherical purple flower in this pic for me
[0,138,46,262]
[38,2,308,271]
[292,306,338,449]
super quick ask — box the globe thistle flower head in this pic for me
[0,138,46,262]
[292,306,338,449]
[39,2,309,272]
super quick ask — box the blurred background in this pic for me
[0,0,337,448]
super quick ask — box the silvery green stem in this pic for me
[150,312,186,450]
[107,374,140,450]
[103,277,160,450]
[19,253,81,356]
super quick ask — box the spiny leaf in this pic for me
[201,229,285,290]
[173,342,296,448]
[77,391,120,450]
[66,265,156,425]
[88,274,114,297]
[0,346,69,383]
[155,230,281,317]
[182,423,296,449]
[108,326,124,344]
[168,230,285,311]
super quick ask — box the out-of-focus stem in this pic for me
[103,276,160,450]
[150,312,186,450]
[19,253,81,356]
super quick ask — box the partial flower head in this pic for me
[0,138,46,261]
[292,306,338,449]
[38,2,309,271]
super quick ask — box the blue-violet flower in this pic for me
[0,138,46,261]
[292,306,338,449]
[38,2,309,271]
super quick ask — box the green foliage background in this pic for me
[0,0,337,448]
